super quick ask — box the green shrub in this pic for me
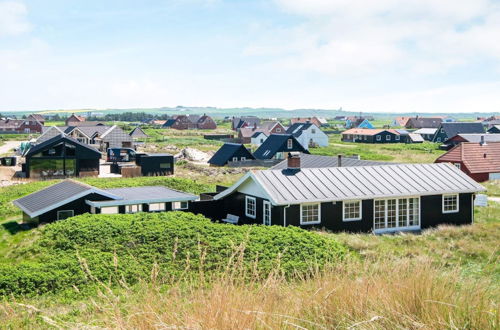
[0,212,347,296]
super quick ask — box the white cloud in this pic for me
[0,1,31,36]
[260,0,500,76]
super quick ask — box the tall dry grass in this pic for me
[4,257,497,329]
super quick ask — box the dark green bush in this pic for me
[0,212,347,296]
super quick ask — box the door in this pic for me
[263,201,271,226]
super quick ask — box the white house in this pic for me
[286,123,328,150]
[250,132,268,146]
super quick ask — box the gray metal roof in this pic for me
[216,163,485,205]
[13,180,119,217]
[87,186,197,207]
[455,134,500,143]
[271,153,392,169]
[413,128,437,135]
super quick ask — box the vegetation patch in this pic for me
[0,212,347,296]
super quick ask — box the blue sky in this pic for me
[1,0,500,113]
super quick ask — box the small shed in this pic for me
[136,153,174,175]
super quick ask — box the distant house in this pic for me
[238,121,286,144]
[432,122,484,144]
[290,117,323,127]
[24,135,101,179]
[129,127,149,140]
[28,114,45,125]
[413,128,437,141]
[250,132,268,146]
[208,158,484,232]
[342,128,401,143]
[208,143,255,166]
[14,180,197,224]
[286,123,328,149]
[405,117,442,129]
[392,117,411,127]
[163,114,216,130]
[232,116,261,131]
[345,117,374,129]
[487,125,500,134]
[36,125,133,151]
[0,117,44,134]
[271,153,392,170]
[444,133,500,147]
[253,134,309,160]
[435,141,500,182]
[65,114,86,126]
[196,114,217,129]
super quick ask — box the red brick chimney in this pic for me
[287,152,301,170]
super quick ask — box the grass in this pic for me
[311,134,445,163]
[1,204,498,328]
[484,180,500,196]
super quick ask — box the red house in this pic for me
[65,114,86,126]
[435,141,500,182]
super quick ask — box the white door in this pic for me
[263,201,271,226]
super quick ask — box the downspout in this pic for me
[283,204,290,227]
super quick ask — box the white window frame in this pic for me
[245,196,257,218]
[263,200,271,226]
[149,202,166,212]
[126,204,142,214]
[454,163,461,169]
[376,135,381,141]
[395,135,400,141]
[241,157,246,161]
[232,157,238,162]
[386,135,391,141]
[57,210,74,220]
[342,200,362,221]
[173,201,189,210]
[442,194,459,213]
[101,206,119,214]
[373,197,421,233]
[300,203,321,225]
[276,128,282,132]
[287,139,293,149]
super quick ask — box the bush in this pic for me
[0,212,347,296]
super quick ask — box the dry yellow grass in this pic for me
[2,257,498,329]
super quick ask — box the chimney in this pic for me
[253,123,257,131]
[337,154,342,167]
[287,152,301,170]
[480,135,486,146]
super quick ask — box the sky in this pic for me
[1,0,500,113]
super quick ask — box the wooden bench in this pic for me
[222,214,239,224]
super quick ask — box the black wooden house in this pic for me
[208,143,255,166]
[24,135,101,178]
[201,154,484,233]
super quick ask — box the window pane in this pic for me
[387,199,397,228]
[344,201,361,220]
[301,204,319,223]
[409,198,419,226]
[374,200,385,229]
[398,198,408,227]
[101,206,119,214]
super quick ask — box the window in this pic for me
[343,201,361,221]
[173,201,189,210]
[300,204,320,224]
[395,135,400,141]
[436,137,441,142]
[101,206,119,214]
[374,198,420,231]
[442,194,458,213]
[311,129,316,134]
[57,210,74,220]
[260,138,264,143]
[276,128,282,132]
[241,157,246,161]
[376,135,381,141]
[386,135,391,141]
[245,196,256,218]
[149,203,166,211]
[287,139,293,149]
[454,163,461,169]
[126,204,142,214]
[160,163,171,169]
[232,157,238,162]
